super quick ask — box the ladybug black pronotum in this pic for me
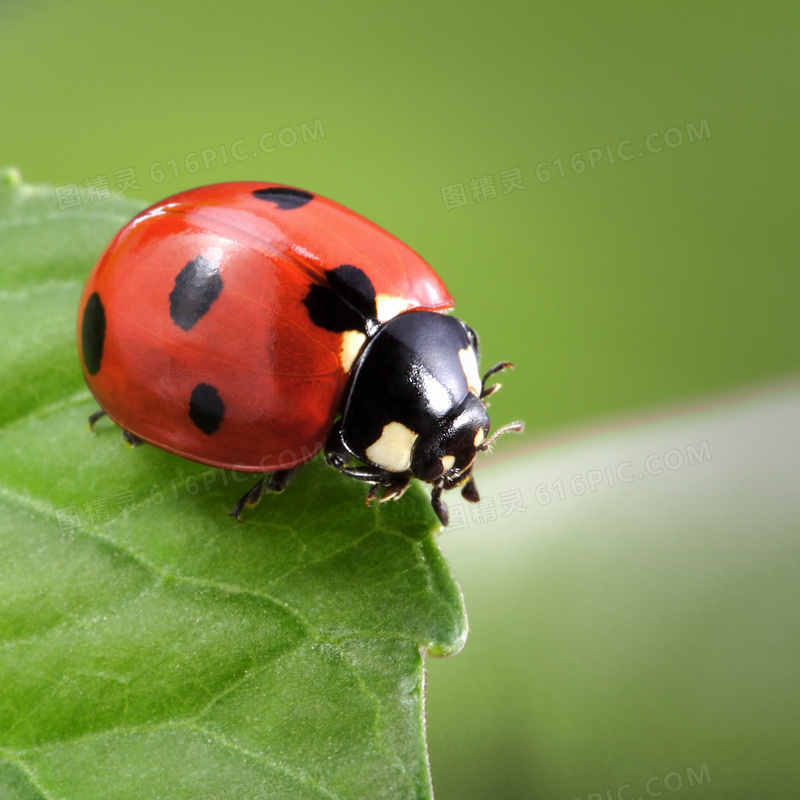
[78,182,523,525]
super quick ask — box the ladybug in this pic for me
[77,182,522,525]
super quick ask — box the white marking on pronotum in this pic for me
[340,330,367,372]
[375,294,411,322]
[366,421,419,472]
[459,346,482,396]
[473,428,485,448]
[441,454,456,474]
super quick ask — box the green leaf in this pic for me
[0,169,467,800]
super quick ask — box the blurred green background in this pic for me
[2,1,798,798]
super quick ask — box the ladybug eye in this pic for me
[462,322,480,351]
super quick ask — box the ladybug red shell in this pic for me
[78,182,522,525]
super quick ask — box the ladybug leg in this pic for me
[121,429,144,447]
[88,409,145,447]
[460,474,480,503]
[430,484,449,527]
[375,475,411,501]
[329,458,410,493]
[363,473,411,504]
[326,440,412,501]
[88,409,107,430]
[229,466,303,522]
[265,465,304,493]
[480,361,514,399]
[229,479,265,523]
[329,444,451,525]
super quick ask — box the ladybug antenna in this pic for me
[479,420,524,452]
[480,361,514,399]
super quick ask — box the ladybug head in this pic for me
[329,310,523,526]
[411,391,489,485]
[410,371,524,522]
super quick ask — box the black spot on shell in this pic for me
[252,187,314,209]
[303,264,378,334]
[189,383,225,435]
[81,292,106,375]
[169,256,223,331]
